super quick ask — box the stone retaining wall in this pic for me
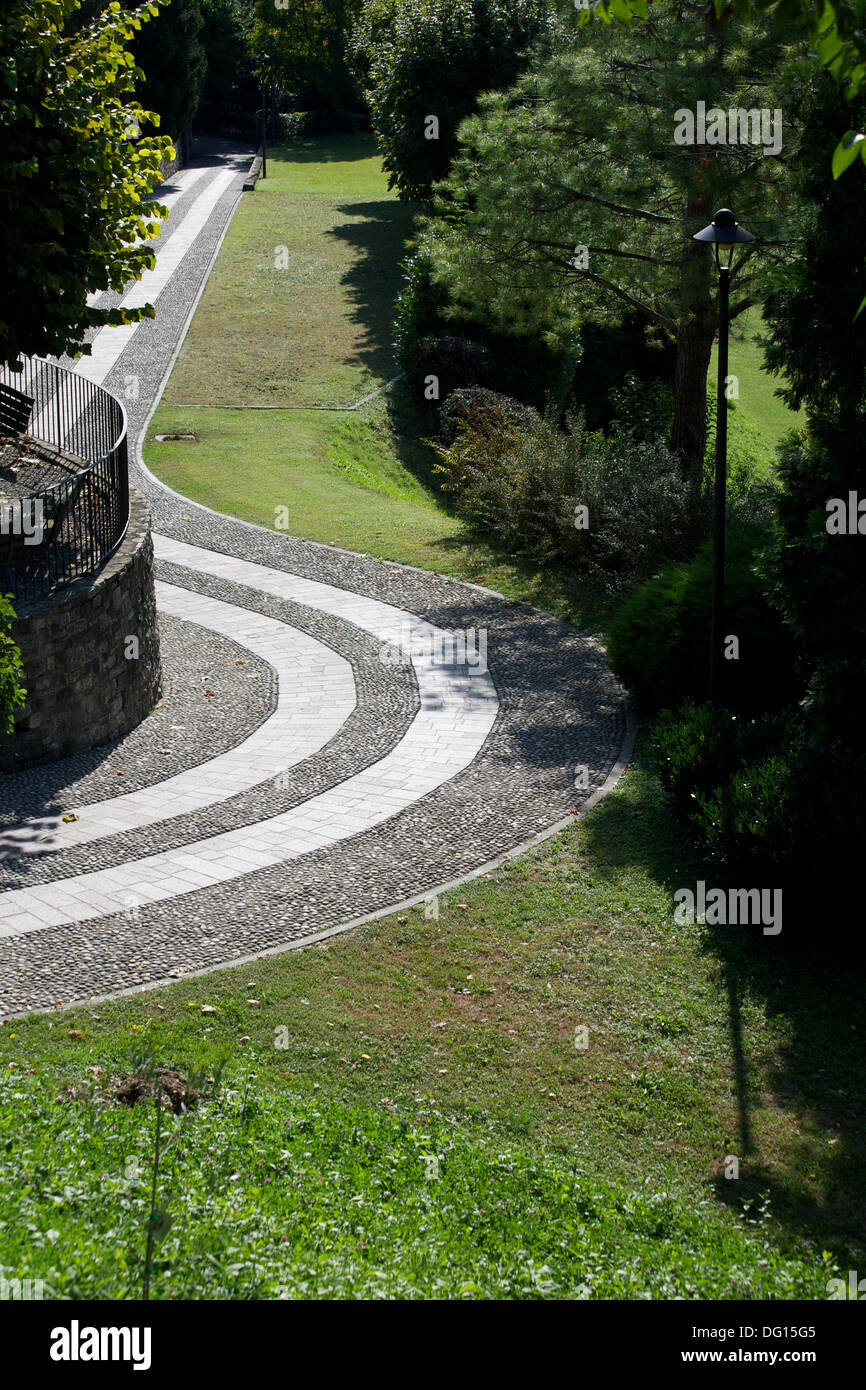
[0,489,162,772]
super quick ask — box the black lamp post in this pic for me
[693,208,756,705]
[257,50,269,178]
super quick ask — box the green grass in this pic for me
[2,745,862,1297]
[163,134,413,409]
[61,136,858,1298]
[0,1072,832,1300]
[145,136,802,623]
[711,308,806,475]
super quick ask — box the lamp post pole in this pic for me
[693,208,755,707]
[709,262,730,707]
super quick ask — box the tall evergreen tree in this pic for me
[761,68,866,745]
[423,3,799,479]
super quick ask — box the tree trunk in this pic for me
[670,190,716,491]
[670,305,715,480]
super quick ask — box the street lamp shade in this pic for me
[693,208,756,244]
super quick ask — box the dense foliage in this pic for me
[421,3,799,479]
[78,0,208,137]
[760,73,866,746]
[0,0,174,368]
[651,702,864,932]
[349,0,549,201]
[253,0,364,111]
[393,247,579,410]
[607,530,801,716]
[0,595,25,736]
[433,394,702,578]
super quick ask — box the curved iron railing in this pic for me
[0,357,130,605]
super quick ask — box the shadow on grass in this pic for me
[581,735,866,1268]
[327,199,416,388]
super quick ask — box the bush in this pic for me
[393,248,578,411]
[438,387,539,447]
[650,702,796,820]
[650,702,864,929]
[433,404,702,576]
[0,592,25,735]
[405,335,495,403]
[607,529,801,716]
[567,315,677,434]
[279,109,363,140]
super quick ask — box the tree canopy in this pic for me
[422,2,800,473]
[0,0,174,369]
[349,0,550,201]
[78,0,207,136]
[252,0,364,111]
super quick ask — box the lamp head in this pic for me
[693,209,756,269]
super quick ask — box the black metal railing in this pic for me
[0,357,130,605]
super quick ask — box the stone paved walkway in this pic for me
[0,141,630,1018]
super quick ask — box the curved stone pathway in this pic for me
[0,140,629,1018]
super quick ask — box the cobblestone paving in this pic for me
[0,141,629,1018]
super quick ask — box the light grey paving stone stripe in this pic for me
[78,170,239,388]
[0,562,420,890]
[0,140,631,1017]
[0,686,623,1017]
[0,541,500,933]
[0,583,355,858]
[0,611,275,827]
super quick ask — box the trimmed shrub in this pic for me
[439,387,539,446]
[607,528,801,716]
[279,109,363,140]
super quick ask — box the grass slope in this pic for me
[2,748,862,1296]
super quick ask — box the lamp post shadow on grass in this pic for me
[579,737,866,1268]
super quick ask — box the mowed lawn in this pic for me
[146,135,559,604]
[163,135,412,408]
[2,748,862,1297]
[146,135,804,611]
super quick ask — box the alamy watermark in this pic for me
[0,498,43,545]
[673,101,783,157]
[674,880,782,936]
[379,623,488,674]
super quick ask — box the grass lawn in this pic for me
[711,307,806,475]
[147,135,619,629]
[1,743,858,1299]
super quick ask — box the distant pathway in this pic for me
[0,141,629,1017]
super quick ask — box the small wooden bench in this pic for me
[0,382,35,437]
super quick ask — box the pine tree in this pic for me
[423,2,799,479]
